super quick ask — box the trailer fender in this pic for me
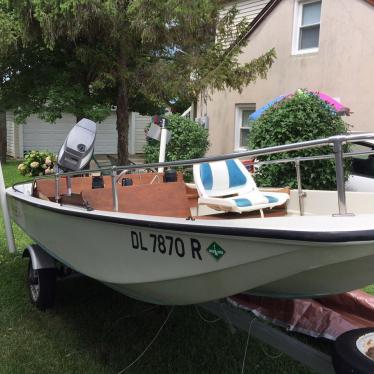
[23,244,55,270]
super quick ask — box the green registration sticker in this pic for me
[207,242,225,260]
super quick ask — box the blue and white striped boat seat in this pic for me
[193,159,289,214]
[196,159,258,198]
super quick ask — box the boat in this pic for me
[4,119,374,306]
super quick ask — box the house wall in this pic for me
[220,0,271,46]
[6,113,16,158]
[201,0,374,155]
[7,112,150,157]
[22,114,76,154]
[223,0,271,25]
[6,112,23,158]
[134,112,150,153]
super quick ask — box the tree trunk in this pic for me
[0,111,7,164]
[116,42,129,166]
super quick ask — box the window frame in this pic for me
[292,0,322,56]
[234,103,256,152]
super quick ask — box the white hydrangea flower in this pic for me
[30,161,39,168]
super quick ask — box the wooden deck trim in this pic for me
[34,174,289,219]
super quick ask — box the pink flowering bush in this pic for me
[18,150,57,177]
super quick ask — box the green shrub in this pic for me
[18,150,57,177]
[248,90,351,190]
[144,114,210,179]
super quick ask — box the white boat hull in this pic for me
[7,187,374,305]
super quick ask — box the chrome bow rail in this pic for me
[13,133,374,216]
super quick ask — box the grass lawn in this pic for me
[0,160,371,374]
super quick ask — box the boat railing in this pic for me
[13,132,374,217]
[254,149,374,216]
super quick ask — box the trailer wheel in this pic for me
[333,328,374,374]
[27,259,56,311]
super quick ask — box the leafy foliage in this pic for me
[144,115,209,179]
[18,150,56,177]
[0,0,275,163]
[127,1,276,101]
[248,91,351,190]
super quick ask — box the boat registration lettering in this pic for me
[130,231,202,261]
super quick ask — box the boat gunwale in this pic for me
[7,189,374,244]
[11,132,374,222]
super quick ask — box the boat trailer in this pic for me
[20,243,338,373]
[201,301,335,374]
[20,243,374,374]
[201,298,374,374]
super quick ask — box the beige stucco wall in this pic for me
[201,0,374,155]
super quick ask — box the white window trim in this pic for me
[292,0,321,56]
[234,104,255,152]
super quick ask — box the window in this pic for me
[235,104,256,151]
[293,0,322,55]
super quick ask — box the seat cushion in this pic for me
[232,191,268,207]
[232,194,279,207]
[264,195,279,204]
[233,198,253,207]
[198,191,289,214]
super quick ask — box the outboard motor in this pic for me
[58,118,97,172]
